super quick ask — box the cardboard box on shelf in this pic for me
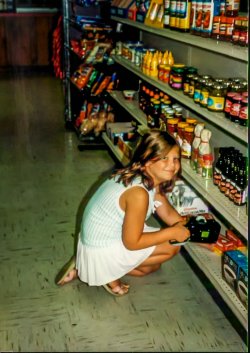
[222,250,247,292]
[166,179,209,216]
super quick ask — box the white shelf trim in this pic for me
[111,16,248,63]
[112,55,248,145]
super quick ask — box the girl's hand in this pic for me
[169,220,190,244]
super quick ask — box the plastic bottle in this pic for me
[191,123,205,171]
[197,128,212,175]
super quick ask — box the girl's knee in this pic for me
[141,263,161,275]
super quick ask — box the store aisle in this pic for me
[0,72,247,352]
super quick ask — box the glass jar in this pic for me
[224,91,236,118]
[183,74,194,95]
[200,80,214,108]
[188,75,200,98]
[162,65,171,83]
[167,118,179,136]
[169,64,186,90]
[177,122,189,145]
[207,83,226,112]
[174,107,183,121]
[229,94,242,123]
[181,126,195,159]
[158,64,166,81]
[186,117,198,126]
[238,98,248,126]
[193,78,207,104]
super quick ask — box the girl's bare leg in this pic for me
[128,242,181,277]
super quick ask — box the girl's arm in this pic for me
[154,190,184,226]
[120,187,190,251]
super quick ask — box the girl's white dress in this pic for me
[76,177,160,286]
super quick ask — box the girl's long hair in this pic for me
[110,129,181,194]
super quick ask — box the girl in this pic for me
[55,129,190,296]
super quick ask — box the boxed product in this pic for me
[128,2,137,21]
[225,229,246,249]
[236,265,248,308]
[212,234,236,255]
[166,179,209,216]
[106,122,134,144]
[222,250,247,292]
[116,0,135,18]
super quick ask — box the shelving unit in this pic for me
[111,17,248,62]
[105,17,248,330]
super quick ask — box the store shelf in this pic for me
[107,91,248,239]
[109,91,147,128]
[111,17,248,63]
[112,55,248,145]
[102,132,130,166]
[184,243,248,330]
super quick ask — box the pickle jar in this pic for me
[200,80,214,108]
[188,75,200,98]
[193,78,207,104]
[207,83,226,112]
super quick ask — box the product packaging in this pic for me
[166,179,209,216]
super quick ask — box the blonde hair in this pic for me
[110,129,180,194]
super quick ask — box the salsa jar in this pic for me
[207,83,226,112]
[229,94,242,123]
[238,98,248,126]
[167,118,179,136]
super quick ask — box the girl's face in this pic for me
[145,145,181,186]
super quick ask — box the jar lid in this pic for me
[186,66,198,73]
[167,118,179,124]
[184,127,194,132]
[178,122,189,128]
[172,63,186,68]
[166,109,174,113]
[163,65,171,69]
[186,118,197,124]
[242,98,248,103]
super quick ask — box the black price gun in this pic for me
[170,213,221,245]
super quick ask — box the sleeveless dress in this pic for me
[76,177,160,286]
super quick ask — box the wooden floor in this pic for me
[0,71,247,352]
